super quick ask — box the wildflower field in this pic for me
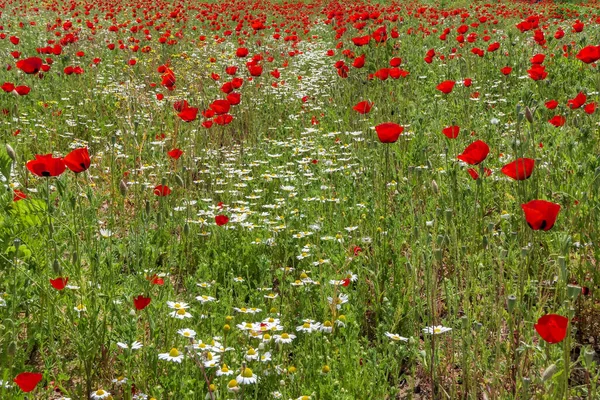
[3,0,600,398]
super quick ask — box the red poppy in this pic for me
[463,78,472,87]
[14,372,43,392]
[214,114,234,125]
[1,82,15,92]
[236,47,249,57]
[209,99,231,115]
[467,167,492,180]
[215,214,229,226]
[501,158,535,180]
[375,123,403,143]
[14,86,30,96]
[178,107,198,122]
[545,100,558,109]
[527,64,547,81]
[133,295,151,310]
[167,148,183,159]
[227,92,241,105]
[521,200,561,231]
[352,54,365,68]
[13,189,27,201]
[16,57,43,74]
[500,66,512,75]
[584,102,596,114]
[26,154,66,177]
[153,185,171,196]
[63,148,90,174]
[576,45,600,64]
[530,54,545,64]
[146,274,164,285]
[442,125,460,139]
[548,115,566,127]
[50,277,68,290]
[457,140,489,165]
[534,314,568,344]
[173,100,189,112]
[353,101,373,114]
[436,80,455,94]
[567,92,586,109]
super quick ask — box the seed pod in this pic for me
[119,180,128,196]
[7,341,17,356]
[145,200,150,215]
[5,143,16,162]
[183,223,190,236]
[53,259,61,274]
[175,174,184,187]
[507,295,517,313]
[584,349,596,366]
[542,364,557,382]
[525,106,534,123]
[431,179,439,194]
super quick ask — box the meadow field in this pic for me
[1,0,600,398]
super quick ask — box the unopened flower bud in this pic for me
[5,143,16,162]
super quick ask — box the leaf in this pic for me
[0,151,12,182]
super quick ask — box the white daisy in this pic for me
[274,333,296,344]
[237,367,257,384]
[423,325,452,335]
[166,301,189,310]
[385,332,409,342]
[117,341,143,350]
[158,347,184,363]
[177,328,197,339]
[170,309,193,319]
[216,364,234,376]
[90,389,111,399]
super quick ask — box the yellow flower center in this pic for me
[241,367,254,378]
[434,327,441,334]
[303,322,310,329]
[241,307,247,312]
[264,334,271,340]
[183,332,190,337]
[245,323,253,328]
[96,390,105,395]
[281,333,290,339]
[177,309,186,315]
[228,379,238,388]
[174,303,181,308]
[222,364,229,372]
[247,348,256,355]
[169,348,179,357]
[323,321,332,327]
[300,273,308,279]
[77,304,85,310]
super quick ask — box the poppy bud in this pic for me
[145,200,150,215]
[434,249,443,261]
[584,348,596,367]
[445,209,453,223]
[461,315,469,330]
[119,180,128,196]
[473,321,483,331]
[507,294,517,313]
[482,235,488,248]
[431,179,439,193]
[175,174,184,187]
[567,284,581,300]
[157,213,162,225]
[525,106,534,123]
[53,259,60,274]
[522,377,530,393]
[5,143,16,162]
[13,238,20,252]
[542,364,557,382]
[111,135,117,145]
[7,341,17,356]
[72,252,78,264]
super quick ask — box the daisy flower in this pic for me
[166,301,189,310]
[237,367,257,385]
[196,295,216,304]
[245,347,259,361]
[327,293,349,309]
[260,352,272,362]
[274,333,296,344]
[296,320,321,333]
[170,308,192,319]
[320,321,333,333]
[158,347,184,363]
[423,325,452,335]
[385,332,409,342]
[117,341,143,350]
[216,364,234,377]
[90,389,111,399]
[111,376,127,385]
[177,328,197,339]
[74,304,87,315]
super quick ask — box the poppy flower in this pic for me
[50,277,68,290]
[457,140,489,165]
[178,107,198,122]
[226,92,241,105]
[209,99,231,115]
[133,295,151,310]
[353,101,373,114]
[534,314,568,344]
[463,78,472,87]
[576,45,600,64]
[436,80,455,94]
[153,185,171,196]
[442,125,460,139]
[16,57,43,74]
[352,54,365,68]
[521,200,561,231]
[215,215,229,226]
[527,65,548,81]
[63,148,90,174]
[375,123,403,143]
[167,148,183,160]
[147,274,164,285]
[14,372,43,392]
[1,82,15,92]
[500,66,512,75]
[567,92,586,109]
[530,54,545,64]
[14,86,30,96]
[548,115,566,127]
[501,158,535,180]
[13,189,27,201]
[545,100,558,109]
[352,35,371,46]
[584,102,596,114]
[467,167,492,180]
[26,154,66,177]
[236,47,249,57]
[173,100,189,112]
